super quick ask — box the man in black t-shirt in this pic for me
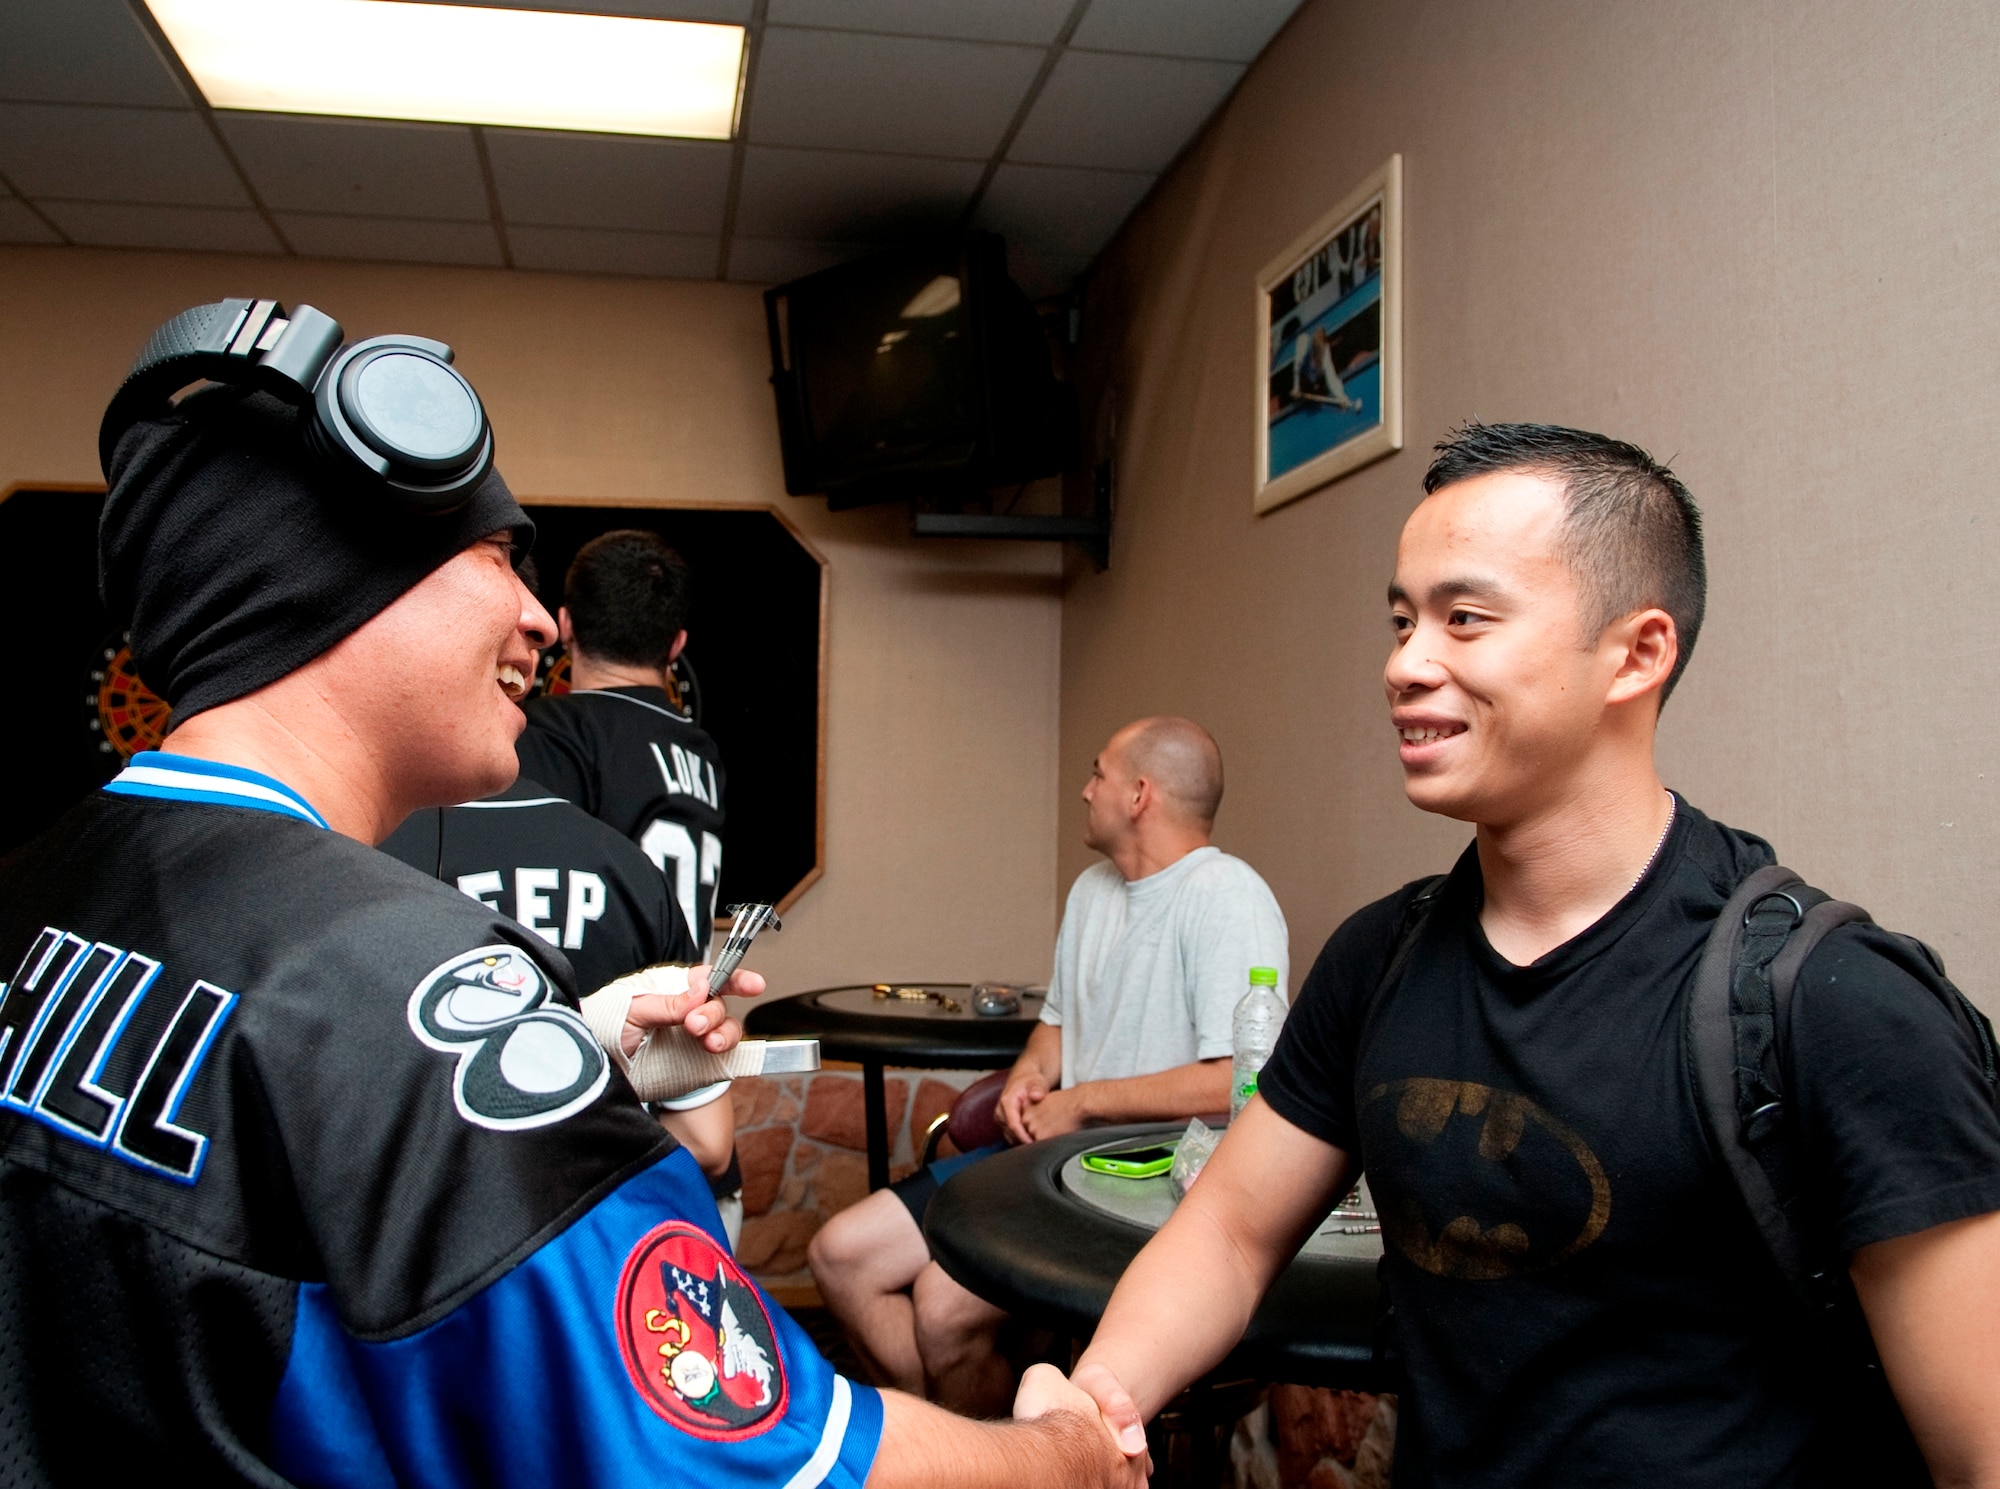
[1064,424,2000,1487]
[517,531,727,947]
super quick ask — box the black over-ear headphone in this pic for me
[98,297,495,513]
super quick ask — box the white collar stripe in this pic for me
[568,689,690,723]
[106,762,329,829]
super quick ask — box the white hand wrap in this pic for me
[578,965,770,1103]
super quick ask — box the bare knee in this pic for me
[808,1191,927,1300]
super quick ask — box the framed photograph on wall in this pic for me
[1254,153,1403,515]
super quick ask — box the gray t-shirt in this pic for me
[1041,846,1290,1088]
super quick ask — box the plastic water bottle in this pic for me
[1231,966,1287,1121]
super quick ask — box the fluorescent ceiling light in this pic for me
[146,0,746,139]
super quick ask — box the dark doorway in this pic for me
[522,504,825,918]
[0,489,123,859]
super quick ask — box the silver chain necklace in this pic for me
[1630,790,1678,893]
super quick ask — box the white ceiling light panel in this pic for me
[145,0,747,139]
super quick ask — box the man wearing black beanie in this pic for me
[0,332,1138,1489]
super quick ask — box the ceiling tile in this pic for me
[41,200,281,254]
[974,161,1153,258]
[1069,0,1306,62]
[0,198,63,244]
[724,236,878,285]
[218,115,489,221]
[430,0,752,18]
[764,0,1074,45]
[733,146,981,241]
[1007,50,1242,171]
[484,129,730,233]
[0,0,189,107]
[510,225,718,278]
[750,29,1041,159]
[0,104,245,206]
[278,213,502,267]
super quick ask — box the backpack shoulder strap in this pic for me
[1688,864,1866,1303]
[1361,874,1449,1033]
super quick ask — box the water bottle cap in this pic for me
[1248,966,1279,986]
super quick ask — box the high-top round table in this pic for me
[924,1123,1387,1391]
[744,983,1044,1190]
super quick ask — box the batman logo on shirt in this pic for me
[1360,1078,1611,1280]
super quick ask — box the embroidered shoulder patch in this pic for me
[616,1220,788,1440]
[407,945,608,1131]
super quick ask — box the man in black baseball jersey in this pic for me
[0,302,1140,1489]
[518,531,728,947]
[381,776,702,983]
[1067,425,2000,1487]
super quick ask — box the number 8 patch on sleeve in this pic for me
[617,1220,789,1440]
[407,946,609,1130]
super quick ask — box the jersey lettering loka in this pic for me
[379,775,700,994]
[1258,798,2000,1489]
[0,751,879,1488]
[517,688,726,946]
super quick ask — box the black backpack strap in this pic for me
[1364,874,1449,1025]
[1689,864,1826,1302]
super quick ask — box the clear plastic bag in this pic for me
[1170,1116,1219,1198]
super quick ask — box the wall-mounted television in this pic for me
[763,234,1074,511]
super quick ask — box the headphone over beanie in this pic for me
[98,385,534,724]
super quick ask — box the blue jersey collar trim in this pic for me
[104,751,331,830]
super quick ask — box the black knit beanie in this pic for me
[99,385,534,723]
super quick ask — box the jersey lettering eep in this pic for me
[379,774,700,994]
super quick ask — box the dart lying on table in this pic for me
[579,902,817,1101]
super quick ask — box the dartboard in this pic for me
[86,634,171,760]
[535,647,702,723]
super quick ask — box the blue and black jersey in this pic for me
[517,688,727,943]
[0,751,879,1488]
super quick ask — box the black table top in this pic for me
[924,1124,1388,1391]
[744,983,1044,1068]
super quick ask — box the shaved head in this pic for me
[1115,716,1224,827]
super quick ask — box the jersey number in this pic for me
[638,822,722,940]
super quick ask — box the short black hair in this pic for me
[563,530,693,669]
[1423,422,1706,703]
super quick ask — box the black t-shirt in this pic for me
[379,775,699,994]
[1259,797,2000,1489]
[0,753,879,1485]
[517,688,727,942]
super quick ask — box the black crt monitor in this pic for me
[764,235,1072,510]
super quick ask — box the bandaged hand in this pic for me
[578,964,766,1104]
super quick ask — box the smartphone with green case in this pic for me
[1078,1142,1177,1179]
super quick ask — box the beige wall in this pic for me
[1064,0,2000,1013]
[0,244,1064,996]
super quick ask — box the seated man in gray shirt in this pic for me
[809,716,1288,1417]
